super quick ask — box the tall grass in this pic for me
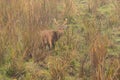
[0,0,120,80]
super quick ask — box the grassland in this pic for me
[0,0,120,80]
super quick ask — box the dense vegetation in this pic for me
[0,0,120,80]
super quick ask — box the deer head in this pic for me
[53,18,68,30]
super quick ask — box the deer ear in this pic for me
[63,18,68,25]
[53,18,59,25]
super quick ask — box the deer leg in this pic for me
[47,37,53,50]
[41,39,46,49]
[41,39,47,50]
[52,38,56,48]
[49,41,53,49]
[52,42,55,48]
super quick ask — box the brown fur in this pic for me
[40,29,64,49]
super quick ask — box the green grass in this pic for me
[0,0,120,80]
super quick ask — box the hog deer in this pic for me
[40,19,68,49]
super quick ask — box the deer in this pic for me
[22,19,67,61]
[40,18,68,50]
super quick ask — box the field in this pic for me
[0,0,120,80]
